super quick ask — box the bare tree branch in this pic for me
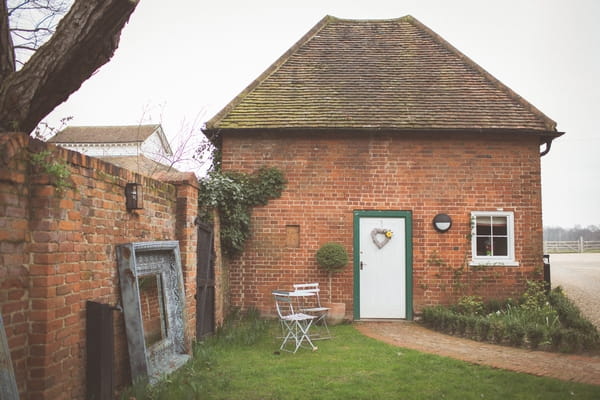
[11,26,53,33]
[0,0,139,132]
[7,0,72,65]
[13,44,37,51]
[137,106,213,178]
[8,0,68,14]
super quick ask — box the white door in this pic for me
[358,217,406,318]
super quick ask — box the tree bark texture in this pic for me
[0,0,139,133]
[0,1,15,80]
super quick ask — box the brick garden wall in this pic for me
[221,131,545,317]
[0,133,201,400]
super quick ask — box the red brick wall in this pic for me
[221,130,544,317]
[139,276,164,345]
[0,133,199,400]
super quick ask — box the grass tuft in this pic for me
[119,311,600,399]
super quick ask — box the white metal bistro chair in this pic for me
[272,291,318,353]
[293,283,331,339]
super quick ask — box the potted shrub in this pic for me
[316,242,349,324]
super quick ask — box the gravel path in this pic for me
[550,253,600,328]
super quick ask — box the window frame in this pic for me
[470,211,518,266]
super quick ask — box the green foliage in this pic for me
[506,321,526,346]
[215,307,270,346]
[549,287,598,335]
[421,282,599,353]
[520,280,550,310]
[29,149,71,192]
[456,314,468,335]
[475,318,491,340]
[491,320,506,343]
[527,325,545,349]
[316,242,349,272]
[198,166,286,257]
[483,298,516,315]
[548,287,600,351]
[119,308,268,400]
[119,322,600,400]
[453,295,484,315]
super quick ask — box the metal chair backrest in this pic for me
[293,283,323,306]
[273,291,295,318]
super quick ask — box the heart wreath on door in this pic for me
[371,228,393,249]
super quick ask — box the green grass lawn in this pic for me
[125,322,600,400]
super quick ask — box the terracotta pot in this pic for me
[324,302,346,325]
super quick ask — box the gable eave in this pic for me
[148,124,174,156]
[204,126,564,145]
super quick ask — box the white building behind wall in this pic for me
[48,124,178,177]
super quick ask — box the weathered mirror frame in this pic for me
[117,241,189,383]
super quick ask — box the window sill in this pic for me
[469,260,520,267]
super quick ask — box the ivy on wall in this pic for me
[198,166,286,257]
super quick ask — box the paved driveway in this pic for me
[550,253,600,328]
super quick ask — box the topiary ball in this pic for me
[316,242,348,272]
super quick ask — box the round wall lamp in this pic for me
[432,213,452,233]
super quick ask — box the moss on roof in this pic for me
[204,15,559,137]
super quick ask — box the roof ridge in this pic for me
[405,16,557,131]
[64,123,159,129]
[49,124,161,143]
[204,15,334,132]
[329,15,413,23]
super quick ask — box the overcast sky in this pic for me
[45,0,600,228]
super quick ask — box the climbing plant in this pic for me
[421,217,503,301]
[198,166,286,257]
[29,149,72,193]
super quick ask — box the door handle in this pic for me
[360,261,365,270]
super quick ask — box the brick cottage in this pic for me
[203,16,563,320]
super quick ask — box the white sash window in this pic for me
[471,211,518,266]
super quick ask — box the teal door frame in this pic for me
[353,210,413,320]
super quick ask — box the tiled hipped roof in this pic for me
[205,16,559,137]
[49,124,160,144]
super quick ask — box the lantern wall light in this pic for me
[125,183,144,210]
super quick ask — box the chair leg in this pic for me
[318,314,331,339]
[293,319,317,353]
[309,313,331,340]
[279,320,296,352]
[279,318,318,353]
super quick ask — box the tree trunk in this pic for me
[328,271,332,303]
[0,1,15,80]
[0,0,139,133]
